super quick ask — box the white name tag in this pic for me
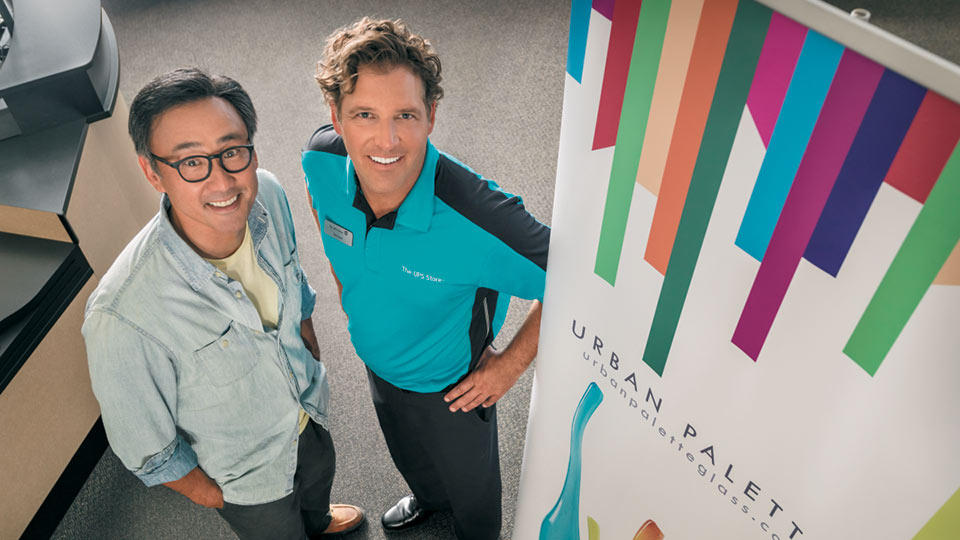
[324,218,353,247]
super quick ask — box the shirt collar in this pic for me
[344,140,438,233]
[157,193,269,293]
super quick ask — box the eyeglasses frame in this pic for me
[150,143,256,183]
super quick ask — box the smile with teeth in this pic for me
[370,155,400,165]
[207,194,239,207]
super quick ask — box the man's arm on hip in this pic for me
[443,300,542,412]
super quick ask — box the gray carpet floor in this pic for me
[51,1,958,539]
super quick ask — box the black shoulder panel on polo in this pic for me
[434,155,550,271]
[303,124,347,156]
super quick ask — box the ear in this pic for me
[427,101,437,134]
[330,103,343,135]
[138,155,166,194]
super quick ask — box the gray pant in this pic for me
[367,368,502,540]
[217,421,336,540]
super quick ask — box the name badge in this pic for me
[324,218,353,247]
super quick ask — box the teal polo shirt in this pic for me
[302,125,550,392]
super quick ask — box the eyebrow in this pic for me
[169,132,246,153]
[344,104,423,115]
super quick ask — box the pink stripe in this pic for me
[746,13,807,147]
[592,0,644,149]
[732,50,885,360]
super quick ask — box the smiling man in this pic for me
[302,18,550,540]
[82,69,364,539]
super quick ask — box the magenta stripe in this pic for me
[732,50,884,360]
[745,12,807,147]
[593,0,614,20]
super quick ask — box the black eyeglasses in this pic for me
[151,144,255,183]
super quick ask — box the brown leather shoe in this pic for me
[316,504,365,537]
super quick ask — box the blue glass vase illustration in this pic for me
[540,382,604,540]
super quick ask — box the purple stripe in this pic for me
[803,70,928,276]
[593,0,615,20]
[732,50,884,361]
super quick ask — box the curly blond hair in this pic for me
[316,17,443,112]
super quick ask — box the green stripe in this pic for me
[643,0,772,376]
[594,0,672,285]
[845,141,960,375]
[912,486,960,540]
[587,516,600,540]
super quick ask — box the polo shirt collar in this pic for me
[344,140,438,233]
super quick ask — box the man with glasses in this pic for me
[82,68,364,539]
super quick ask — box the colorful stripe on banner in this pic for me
[935,240,960,285]
[594,0,672,286]
[568,0,593,83]
[642,0,772,376]
[643,0,739,275]
[804,70,927,277]
[593,0,615,20]
[745,12,807,147]
[913,486,960,540]
[732,50,884,361]
[845,140,960,376]
[884,92,960,203]
[634,0,706,194]
[735,31,844,262]
[592,0,645,150]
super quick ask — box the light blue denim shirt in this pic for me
[82,169,328,505]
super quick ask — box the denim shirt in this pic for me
[82,169,328,505]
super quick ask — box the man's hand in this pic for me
[163,467,224,508]
[443,300,542,412]
[443,346,525,412]
[301,318,321,361]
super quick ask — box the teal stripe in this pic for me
[642,0,772,376]
[594,0,672,285]
[735,31,844,261]
[844,141,960,375]
[567,0,593,82]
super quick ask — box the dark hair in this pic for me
[316,17,442,112]
[128,68,257,161]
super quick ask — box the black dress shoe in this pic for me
[381,495,433,531]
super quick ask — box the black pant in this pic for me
[367,368,502,540]
[217,421,336,540]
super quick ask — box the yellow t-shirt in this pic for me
[206,224,310,434]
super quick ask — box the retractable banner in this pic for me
[516,1,960,539]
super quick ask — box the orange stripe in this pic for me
[644,0,740,274]
[934,239,960,285]
[635,0,706,195]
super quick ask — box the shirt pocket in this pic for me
[193,321,259,387]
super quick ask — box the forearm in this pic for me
[163,466,223,508]
[494,300,542,374]
[443,300,543,411]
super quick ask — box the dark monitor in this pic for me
[0,0,11,65]
[0,0,12,34]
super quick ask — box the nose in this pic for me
[375,118,399,149]
[204,157,236,189]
